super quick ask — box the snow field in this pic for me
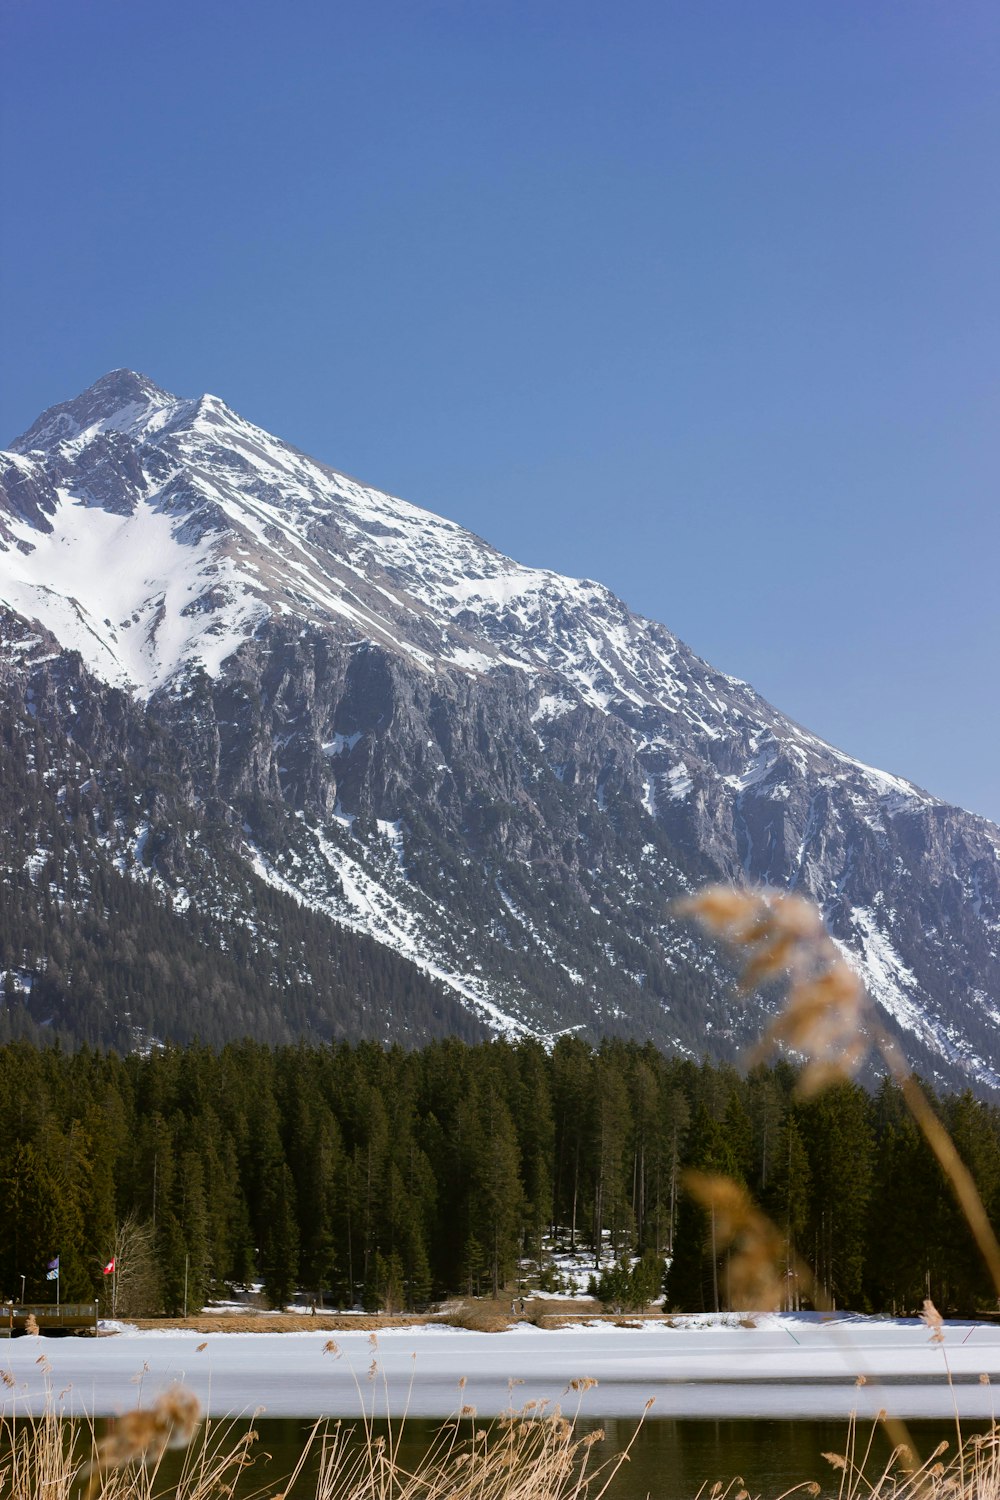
[4,1317,1000,1421]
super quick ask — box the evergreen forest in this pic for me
[1,1037,997,1319]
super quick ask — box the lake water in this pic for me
[5,1320,998,1496]
[109,1415,982,1500]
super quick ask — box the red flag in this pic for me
[103,1258,115,1275]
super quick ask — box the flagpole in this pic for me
[56,1257,60,1311]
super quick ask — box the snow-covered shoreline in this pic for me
[4,1315,1000,1421]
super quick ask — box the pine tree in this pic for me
[764,1113,811,1309]
[551,1036,593,1251]
[864,1081,932,1313]
[590,1052,633,1265]
[467,1080,524,1298]
[461,1233,486,1297]
[799,1083,874,1309]
[938,1089,1000,1312]
[175,1150,211,1313]
[664,1101,741,1312]
[516,1041,555,1271]
[260,1161,300,1309]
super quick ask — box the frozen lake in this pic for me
[4,1315,1000,1422]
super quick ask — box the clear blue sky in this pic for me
[3,0,999,820]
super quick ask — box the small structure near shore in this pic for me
[2,1303,99,1336]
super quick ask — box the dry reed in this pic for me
[688,1418,1000,1500]
[813,1410,1000,1500]
[0,1374,649,1500]
[301,1392,652,1500]
[0,1379,255,1500]
[683,1172,813,1313]
[675,885,867,1096]
[676,882,1000,1299]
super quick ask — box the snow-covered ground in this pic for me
[4,1315,1000,1421]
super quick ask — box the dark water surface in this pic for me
[108,1415,981,1500]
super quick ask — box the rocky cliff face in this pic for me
[2,370,999,1088]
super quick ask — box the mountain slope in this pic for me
[3,370,999,1088]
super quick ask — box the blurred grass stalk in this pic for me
[0,1367,648,1500]
[676,884,1000,1301]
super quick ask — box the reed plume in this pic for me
[683,1171,813,1313]
[677,880,1000,1301]
[83,1384,201,1497]
[675,885,867,1096]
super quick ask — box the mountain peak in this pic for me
[9,369,180,454]
[84,367,168,402]
[3,371,1000,1089]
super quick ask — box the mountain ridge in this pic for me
[2,371,998,1091]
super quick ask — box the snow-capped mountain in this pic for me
[3,370,1000,1088]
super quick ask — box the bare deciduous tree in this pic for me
[106,1213,161,1318]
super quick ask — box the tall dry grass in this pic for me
[0,1379,244,1500]
[693,1419,1000,1500]
[0,1361,649,1500]
[815,1411,1000,1500]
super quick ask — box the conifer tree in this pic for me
[175,1149,211,1313]
[551,1036,592,1250]
[664,1101,742,1311]
[516,1041,555,1269]
[938,1089,1000,1311]
[461,1232,486,1297]
[260,1161,300,1308]
[659,1074,692,1253]
[763,1113,811,1308]
[799,1083,874,1308]
[590,1052,633,1264]
[618,1049,655,1251]
[864,1082,932,1312]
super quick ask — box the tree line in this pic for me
[0,1036,997,1317]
